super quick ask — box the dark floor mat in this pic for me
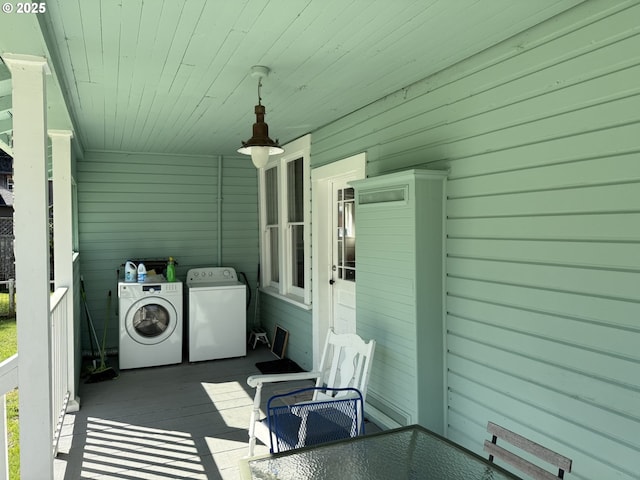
[255,358,304,374]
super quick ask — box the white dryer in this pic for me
[119,281,183,369]
[186,267,246,362]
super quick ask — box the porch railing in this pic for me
[0,285,71,478]
[0,354,17,479]
[50,286,71,457]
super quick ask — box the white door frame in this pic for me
[311,153,366,368]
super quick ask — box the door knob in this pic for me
[329,279,335,285]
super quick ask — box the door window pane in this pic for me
[336,187,356,283]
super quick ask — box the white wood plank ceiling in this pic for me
[2,0,584,157]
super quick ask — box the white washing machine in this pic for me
[119,281,183,369]
[186,267,246,362]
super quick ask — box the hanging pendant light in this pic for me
[238,65,284,168]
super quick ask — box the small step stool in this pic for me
[248,328,270,349]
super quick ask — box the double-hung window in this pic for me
[259,135,311,307]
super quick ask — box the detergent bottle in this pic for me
[124,261,137,282]
[137,262,147,283]
[166,257,176,282]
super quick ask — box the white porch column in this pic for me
[3,54,54,480]
[49,130,80,413]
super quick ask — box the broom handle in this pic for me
[101,291,111,364]
[81,275,102,359]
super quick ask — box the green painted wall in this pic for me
[72,2,639,477]
[258,292,313,371]
[307,2,639,479]
[77,151,259,353]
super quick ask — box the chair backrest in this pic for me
[267,386,364,453]
[484,422,572,480]
[312,329,376,403]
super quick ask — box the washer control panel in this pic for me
[186,267,238,285]
[118,281,182,298]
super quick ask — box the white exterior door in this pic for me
[331,180,356,334]
[311,153,365,367]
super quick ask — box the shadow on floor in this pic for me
[55,346,381,480]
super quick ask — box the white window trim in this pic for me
[258,134,311,308]
[72,176,79,252]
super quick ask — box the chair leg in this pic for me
[247,383,264,457]
[248,329,270,349]
[248,435,257,457]
[489,434,497,462]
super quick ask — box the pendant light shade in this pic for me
[244,146,271,169]
[238,66,284,168]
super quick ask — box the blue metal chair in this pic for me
[265,386,364,453]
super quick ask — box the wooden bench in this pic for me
[484,422,572,479]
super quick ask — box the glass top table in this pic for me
[240,424,522,479]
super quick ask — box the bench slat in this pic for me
[485,441,560,480]
[487,422,572,472]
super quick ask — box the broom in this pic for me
[82,277,118,383]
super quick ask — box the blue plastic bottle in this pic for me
[137,262,147,283]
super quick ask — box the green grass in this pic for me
[0,315,19,479]
[0,290,15,318]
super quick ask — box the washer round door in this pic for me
[124,296,178,345]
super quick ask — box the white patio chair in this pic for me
[246,329,376,456]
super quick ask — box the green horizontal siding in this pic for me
[311,2,640,478]
[258,292,312,371]
[77,151,258,352]
[221,157,260,327]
